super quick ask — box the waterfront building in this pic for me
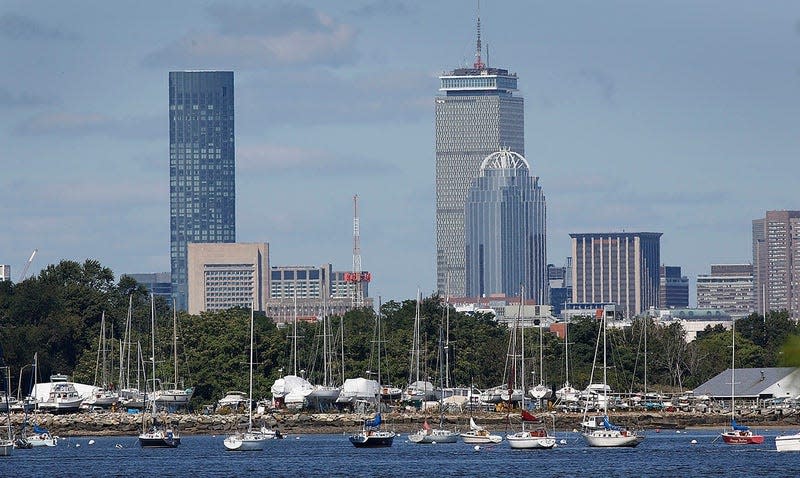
[752,210,800,317]
[694,367,800,402]
[464,150,546,303]
[659,266,689,308]
[186,243,269,315]
[449,294,552,325]
[125,272,172,301]
[435,15,524,297]
[169,71,236,310]
[650,308,732,342]
[696,264,755,319]
[570,232,662,317]
[0,265,9,282]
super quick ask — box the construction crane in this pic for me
[344,195,371,308]
[17,249,38,282]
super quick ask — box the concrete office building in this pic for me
[435,16,524,297]
[169,71,236,310]
[570,232,662,317]
[696,264,755,319]
[659,266,689,308]
[464,150,547,303]
[753,211,800,317]
[187,243,269,315]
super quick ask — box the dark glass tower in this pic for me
[464,150,547,302]
[169,71,235,310]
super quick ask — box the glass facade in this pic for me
[169,71,235,310]
[436,66,524,297]
[464,150,547,303]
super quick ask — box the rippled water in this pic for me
[2,429,800,477]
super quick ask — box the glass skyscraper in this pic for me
[464,150,547,303]
[169,71,235,310]
[435,45,524,297]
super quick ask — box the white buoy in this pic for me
[560,439,567,445]
[88,440,95,445]
[296,436,300,440]
[115,444,123,449]
[431,441,437,445]
[75,444,80,448]
[691,439,697,445]
[474,445,481,451]
[676,430,681,434]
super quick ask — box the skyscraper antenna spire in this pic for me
[474,1,485,70]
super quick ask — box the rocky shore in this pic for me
[8,407,800,437]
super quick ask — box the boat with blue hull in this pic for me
[349,413,395,448]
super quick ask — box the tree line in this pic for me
[1,259,799,406]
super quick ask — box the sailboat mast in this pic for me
[731,319,736,422]
[603,310,608,416]
[249,305,255,432]
[173,306,178,389]
[445,274,451,389]
[101,311,107,387]
[150,294,157,415]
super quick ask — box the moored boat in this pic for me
[349,413,395,448]
[719,319,763,446]
[775,432,800,452]
[459,417,501,444]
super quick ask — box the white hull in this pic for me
[308,386,341,402]
[460,431,502,444]
[153,388,193,405]
[27,434,57,447]
[776,433,800,452]
[507,432,556,449]
[223,432,269,451]
[408,429,459,444]
[38,398,84,413]
[583,430,643,447]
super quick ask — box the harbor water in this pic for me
[3,429,800,477]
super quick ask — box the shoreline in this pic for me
[8,409,800,437]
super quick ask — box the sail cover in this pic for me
[521,410,538,422]
[365,413,382,428]
[602,416,621,431]
[731,419,750,431]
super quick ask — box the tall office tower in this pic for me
[435,14,524,297]
[548,258,572,316]
[464,150,546,302]
[752,210,800,316]
[169,71,235,310]
[696,264,755,319]
[570,232,662,317]
[658,265,689,308]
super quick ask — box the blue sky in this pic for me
[1,1,799,304]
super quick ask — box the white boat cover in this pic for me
[337,378,380,402]
[270,375,314,399]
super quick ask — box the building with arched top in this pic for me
[464,150,547,303]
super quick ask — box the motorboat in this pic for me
[38,377,84,413]
[775,432,800,452]
[216,391,248,412]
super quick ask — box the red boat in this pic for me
[721,421,765,445]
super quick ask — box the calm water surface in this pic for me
[2,429,800,477]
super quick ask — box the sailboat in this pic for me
[460,417,502,444]
[581,309,644,448]
[720,319,764,445]
[507,287,556,449]
[224,305,269,451]
[83,311,119,408]
[152,306,194,409]
[138,295,180,448]
[529,317,552,403]
[408,293,458,444]
[349,412,395,448]
[402,290,435,405]
[308,296,341,409]
[1,366,13,457]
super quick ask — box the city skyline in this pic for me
[2,1,800,304]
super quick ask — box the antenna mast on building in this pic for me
[345,195,371,308]
[474,1,485,70]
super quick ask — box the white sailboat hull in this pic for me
[507,432,556,449]
[460,431,502,444]
[408,429,458,444]
[583,429,643,447]
[776,433,800,452]
[223,432,269,451]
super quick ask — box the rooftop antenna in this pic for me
[473,1,485,70]
[345,195,371,308]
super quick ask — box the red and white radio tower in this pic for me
[344,194,371,308]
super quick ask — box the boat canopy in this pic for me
[521,410,538,422]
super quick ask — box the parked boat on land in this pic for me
[37,375,84,414]
[1,366,13,457]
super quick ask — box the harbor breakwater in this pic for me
[9,407,800,436]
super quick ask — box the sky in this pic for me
[2,1,799,305]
